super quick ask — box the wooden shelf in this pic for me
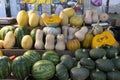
[1,49,75,57]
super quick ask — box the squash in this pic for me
[99,13,109,22]
[70,15,83,27]
[80,58,95,69]
[3,31,15,49]
[17,10,29,26]
[43,14,61,27]
[21,35,33,50]
[62,26,69,43]
[82,30,93,48]
[56,63,69,80]
[45,34,55,50]
[43,27,61,36]
[68,27,78,40]
[60,55,74,70]
[90,69,106,80]
[75,26,88,41]
[62,8,75,18]
[96,56,114,72]
[29,13,39,27]
[105,46,118,59]
[41,13,50,19]
[59,11,69,26]
[84,9,92,24]
[90,48,106,60]
[39,16,45,28]
[28,10,35,17]
[92,23,103,35]
[71,61,89,80]
[112,54,120,70]
[66,39,80,51]
[34,29,44,49]
[92,31,116,48]
[92,10,99,23]
[0,40,4,49]
[75,49,89,60]
[107,69,120,80]
[55,34,65,50]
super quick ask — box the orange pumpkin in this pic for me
[92,31,116,48]
[66,39,80,51]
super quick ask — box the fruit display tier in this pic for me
[1,49,75,57]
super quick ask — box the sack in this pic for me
[91,0,102,7]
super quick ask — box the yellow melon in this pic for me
[17,10,29,27]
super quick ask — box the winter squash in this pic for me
[45,34,55,50]
[43,14,61,27]
[62,26,69,43]
[92,10,99,23]
[43,27,61,36]
[99,13,109,22]
[92,24,103,35]
[55,34,65,50]
[62,8,75,18]
[70,15,83,27]
[34,29,44,49]
[75,26,88,41]
[59,11,69,26]
[66,39,80,51]
[68,27,78,40]
[84,10,92,24]
[92,31,116,48]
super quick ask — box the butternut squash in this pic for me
[75,26,88,41]
[55,34,65,50]
[84,10,92,24]
[3,31,15,49]
[92,10,99,23]
[0,40,3,49]
[45,34,55,50]
[62,26,69,43]
[59,11,69,26]
[34,29,44,49]
[68,27,78,40]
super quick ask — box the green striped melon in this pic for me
[12,56,30,80]
[32,60,55,80]
[42,51,59,65]
[0,56,11,79]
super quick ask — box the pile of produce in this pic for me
[0,8,119,50]
[0,46,120,80]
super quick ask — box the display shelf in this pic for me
[1,49,75,57]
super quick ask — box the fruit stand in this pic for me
[0,0,120,80]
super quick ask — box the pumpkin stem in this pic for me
[96,69,100,72]
[82,49,86,52]
[77,61,81,68]
[88,58,91,60]
[112,68,115,71]
[103,55,107,60]
[115,53,119,59]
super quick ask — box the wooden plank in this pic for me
[1,49,75,57]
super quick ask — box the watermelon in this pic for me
[32,60,55,80]
[0,56,11,79]
[14,27,29,48]
[12,56,30,80]
[23,50,41,68]
[42,51,59,65]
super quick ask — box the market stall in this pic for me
[0,0,120,80]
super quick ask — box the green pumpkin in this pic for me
[107,70,120,80]
[56,63,69,80]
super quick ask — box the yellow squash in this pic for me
[17,10,29,27]
[92,31,116,48]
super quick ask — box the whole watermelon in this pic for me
[42,51,59,65]
[32,60,55,80]
[23,50,41,68]
[0,56,11,79]
[14,27,29,48]
[12,56,30,80]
